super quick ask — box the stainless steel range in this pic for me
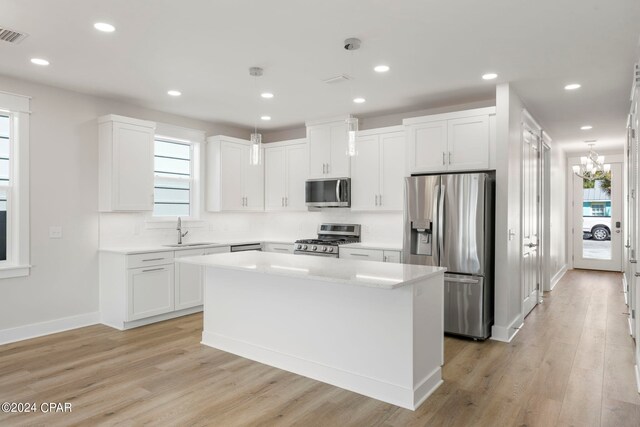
[294,224,361,257]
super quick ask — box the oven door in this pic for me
[305,178,350,208]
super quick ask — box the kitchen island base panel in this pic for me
[200,267,444,410]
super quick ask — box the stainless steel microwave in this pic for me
[305,178,350,208]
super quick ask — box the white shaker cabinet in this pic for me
[206,136,264,212]
[98,115,156,212]
[404,107,496,174]
[306,117,351,178]
[174,249,205,310]
[340,247,402,263]
[351,127,405,211]
[128,263,175,321]
[264,139,308,211]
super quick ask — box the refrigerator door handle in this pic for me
[432,183,440,265]
[445,276,481,284]
[438,184,445,265]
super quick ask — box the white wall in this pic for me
[0,74,248,335]
[549,144,568,287]
[492,83,525,342]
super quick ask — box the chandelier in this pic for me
[572,143,610,180]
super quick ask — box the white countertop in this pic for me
[177,251,445,289]
[99,240,267,255]
[342,242,403,251]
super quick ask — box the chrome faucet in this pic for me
[177,217,188,245]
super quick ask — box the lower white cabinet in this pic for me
[174,249,205,311]
[100,245,230,329]
[340,247,402,263]
[128,263,175,321]
[263,242,294,254]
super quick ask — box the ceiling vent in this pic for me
[323,74,351,85]
[0,27,28,44]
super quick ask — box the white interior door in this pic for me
[522,127,540,317]
[573,162,623,271]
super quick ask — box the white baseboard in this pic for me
[550,264,568,291]
[202,331,441,410]
[491,314,523,343]
[0,312,100,345]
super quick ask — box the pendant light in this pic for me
[249,67,263,165]
[344,38,361,157]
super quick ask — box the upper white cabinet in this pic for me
[265,139,308,211]
[98,115,156,212]
[404,107,496,174]
[351,126,406,211]
[306,117,351,178]
[206,136,264,212]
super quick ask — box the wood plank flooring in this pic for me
[0,269,638,426]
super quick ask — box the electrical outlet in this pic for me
[49,226,62,239]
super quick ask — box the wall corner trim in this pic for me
[550,264,568,291]
[0,312,100,345]
[490,314,523,343]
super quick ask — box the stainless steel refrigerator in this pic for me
[403,173,494,339]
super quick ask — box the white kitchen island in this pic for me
[178,251,446,410]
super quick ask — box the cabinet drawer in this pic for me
[127,251,174,269]
[339,248,384,262]
[383,250,402,263]
[264,243,294,254]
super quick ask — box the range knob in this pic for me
[302,245,308,250]
[328,247,334,253]
[322,246,328,252]
[296,244,302,250]
[312,245,318,251]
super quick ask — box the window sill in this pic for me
[0,264,31,279]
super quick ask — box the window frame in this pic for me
[0,91,30,279]
[145,123,204,226]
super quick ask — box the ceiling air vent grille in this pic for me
[0,27,28,44]
[322,75,351,85]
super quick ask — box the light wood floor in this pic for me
[1,269,638,426]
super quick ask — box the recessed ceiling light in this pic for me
[482,73,498,80]
[94,22,116,33]
[167,90,182,96]
[30,58,49,66]
[261,92,274,99]
[564,83,581,90]
[374,65,390,73]
[580,125,593,130]
[353,97,366,104]
[261,115,271,121]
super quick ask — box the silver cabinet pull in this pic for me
[351,253,369,257]
[142,257,164,262]
[375,195,379,206]
[379,194,383,206]
[285,196,288,207]
[326,163,330,174]
[448,151,452,164]
[274,248,289,251]
[442,152,445,165]
[142,267,165,273]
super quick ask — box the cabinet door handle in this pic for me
[442,152,445,165]
[379,194,383,206]
[285,196,288,207]
[142,267,165,273]
[383,255,387,262]
[327,163,330,174]
[142,257,164,262]
[375,195,378,206]
[448,151,452,164]
[351,253,369,257]
[274,248,289,251]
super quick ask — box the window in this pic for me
[0,91,30,278]
[153,138,193,217]
[0,114,9,261]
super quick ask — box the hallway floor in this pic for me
[0,270,638,426]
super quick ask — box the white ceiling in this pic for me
[1,0,639,152]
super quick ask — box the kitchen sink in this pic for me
[163,242,217,248]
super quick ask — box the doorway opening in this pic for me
[570,157,623,272]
